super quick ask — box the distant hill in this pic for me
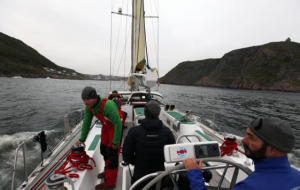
[0,32,85,79]
[160,41,300,92]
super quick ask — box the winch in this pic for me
[46,173,67,190]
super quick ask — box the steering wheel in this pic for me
[142,157,252,190]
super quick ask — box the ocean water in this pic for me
[0,78,299,189]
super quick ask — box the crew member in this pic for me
[183,117,300,190]
[122,100,176,190]
[75,86,122,190]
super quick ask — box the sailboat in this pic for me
[12,1,254,190]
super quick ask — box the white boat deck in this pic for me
[17,105,253,190]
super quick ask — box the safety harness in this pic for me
[220,136,245,157]
[90,98,122,186]
[108,94,122,109]
[55,146,96,178]
[89,98,113,124]
[90,98,125,128]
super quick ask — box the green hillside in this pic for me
[160,41,300,92]
[0,32,84,79]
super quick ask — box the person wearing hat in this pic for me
[122,100,176,190]
[183,117,300,190]
[108,90,122,109]
[75,86,122,190]
[108,90,127,128]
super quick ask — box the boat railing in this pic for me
[64,115,70,136]
[64,109,83,138]
[142,158,252,190]
[134,163,246,190]
[213,112,216,131]
[176,134,202,143]
[11,141,28,190]
[130,172,162,190]
[11,110,83,190]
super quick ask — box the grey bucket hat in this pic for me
[249,117,295,153]
[81,86,98,100]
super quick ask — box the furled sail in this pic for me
[127,0,158,90]
[132,0,146,74]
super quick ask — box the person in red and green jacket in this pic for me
[75,86,122,190]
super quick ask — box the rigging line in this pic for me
[112,0,126,76]
[111,0,117,11]
[114,0,130,77]
[144,13,149,67]
[124,0,129,90]
[152,0,158,13]
[149,0,158,64]
[157,0,159,74]
[110,0,124,87]
[110,29,132,90]
[111,13,124,77]
[130,1,134,75]
[110,7,113,91]
[115,80,126,92]
[110,0,124,79]
[111,70,131,92]
[135,0,145,68]
[115,22,132,77]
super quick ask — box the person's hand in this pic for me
[183,157,203,171]
[112,144,118,149]
[75,140,85,147]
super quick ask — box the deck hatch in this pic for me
[134,107,145,115]
[88,134,101,150]
[166,111,184,120]
[195,130,213,141]
[166,111,196,124]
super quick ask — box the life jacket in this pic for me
[108,94,122,109]
[88,98,121,127]
[89,98,126,130]
[108,95,127,126]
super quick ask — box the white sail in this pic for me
[128,0,158,90]
[132,0,146,74]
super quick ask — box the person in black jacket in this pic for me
[122,100,176,189]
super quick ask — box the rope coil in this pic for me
[220,136,245,157]
[55,148,96,178]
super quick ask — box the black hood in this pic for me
[141,118,163,131]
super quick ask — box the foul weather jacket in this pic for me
[122,117,176,180]
[79,96,122,146]
[187,156,300,190]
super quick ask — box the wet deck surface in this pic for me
[25,119,232,190]
[115,123,231,190]
[115,122,133,190]
[105,121,232,190]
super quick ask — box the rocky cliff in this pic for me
[160,41,300,92]
[0,32,84,79]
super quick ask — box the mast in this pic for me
[111,0,158,91]
[132,0,146,74]
[127,0,158,90]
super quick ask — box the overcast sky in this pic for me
[0,0,299,77]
